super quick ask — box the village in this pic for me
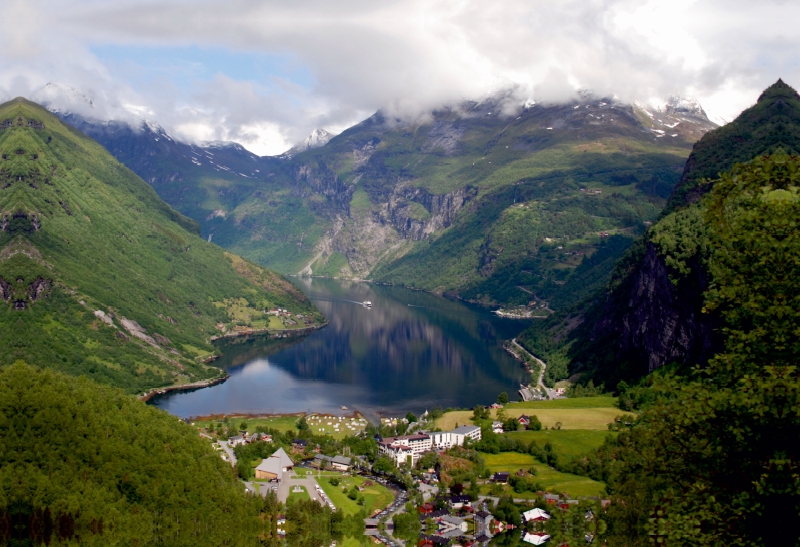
[191,391,628,546]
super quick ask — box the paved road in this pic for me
[218,440,237,467]
[368,476,407,520]
[368,476,408,546]
[512,338,559,399]
[243,474,327,504]
[279,475,324,504]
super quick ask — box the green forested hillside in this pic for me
[666,78,800,211]
[519,80,800,387]
[0,363,259,546]
[0,99,322,393]
[592,153,800,546]
[204,100,710,308]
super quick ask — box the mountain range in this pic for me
[0,98,321,393]
[44,86,717,310]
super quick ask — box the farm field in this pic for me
[506,430,616,460]
[316,476,394,516]
[501,408,631,429]
[435,407,631,430]
[481,453,605,498]
[505,397,619,409]
[192,414,302,434]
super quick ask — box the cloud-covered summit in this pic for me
[1,0,797,154]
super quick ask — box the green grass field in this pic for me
[316,476,394,516]
[339,538,369,547]
[501,408,631,429]
[505,396,619,409]
[506,430,616,460]
[481,453,605,497]
[288,485,311,502]
[435,406,631,431]
[193,414,303,434]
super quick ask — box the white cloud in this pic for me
[1,0,799,154]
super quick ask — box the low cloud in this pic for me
[2,0,798,154]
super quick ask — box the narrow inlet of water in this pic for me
[151,278,532,421]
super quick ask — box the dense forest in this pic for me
[0,364,373,546]
[597,152,800,546]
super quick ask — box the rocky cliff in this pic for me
[550,80,800,383]
[388,184,477,240]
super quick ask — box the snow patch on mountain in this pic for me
[284,128,335,156]
[639,95,708,119]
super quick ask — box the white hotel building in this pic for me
[378,434,432,466]
[377,425,482,466]
[429,425,482,450]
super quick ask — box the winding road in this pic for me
[512,338,559,399]
[218,440,238,466]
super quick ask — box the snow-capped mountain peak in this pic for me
[663,95,707,118]
[31,82,95,113]
[284,128,335,155]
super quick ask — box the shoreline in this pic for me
[187,409,367,422]
[139,373,229,402]
[142,322,327,403]
[493,310,549,319]
[293,274,515,312]
[209,321,327,342]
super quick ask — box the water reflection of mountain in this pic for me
[269,279,528,407]
[153,279,531,417]
[213,335,312,369]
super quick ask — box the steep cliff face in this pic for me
[294,160,354,217]
[388,185,477,240]
[550,80,800,383]
[585,243,720,379]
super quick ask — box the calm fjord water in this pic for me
[152,278,530,420]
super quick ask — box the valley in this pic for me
[0,80,797,547]
[59,91,716,310]
[2,0,798,544]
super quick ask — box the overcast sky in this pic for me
[1,0,798,155]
